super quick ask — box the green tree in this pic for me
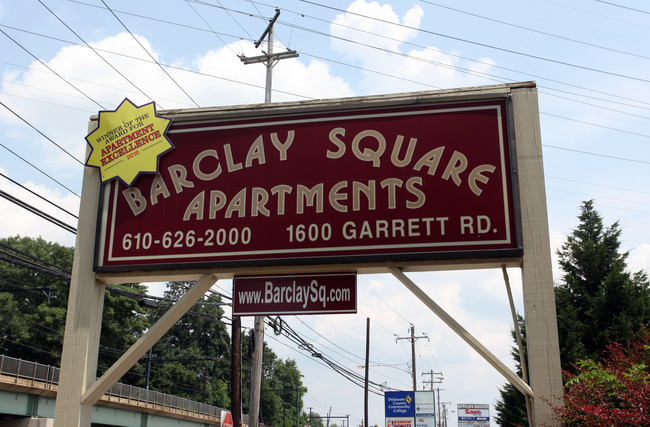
[303,410,326,427]
[146,281,231,408]
[0,237,310,418]
[555,200,650,369]
[495,200,650,425]
[0,236,73,364]
[98,282,151,385]
[0,236,150,383]
[242,328,306,427]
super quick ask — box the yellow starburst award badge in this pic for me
[85,98,173,186]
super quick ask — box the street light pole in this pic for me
[364,318,369,427]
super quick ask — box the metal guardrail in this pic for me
[0,355,59,389]
[0,354,226,418]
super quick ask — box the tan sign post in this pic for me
[55,82,562,426]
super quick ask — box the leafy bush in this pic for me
[552,328,650,425]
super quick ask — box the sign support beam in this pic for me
[82,273,218,405]
[54,140,104,427]
[389,267,534,398]
[511,87,563,424]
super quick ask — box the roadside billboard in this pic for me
[457,404,490,426]
[386,391,415,427]
[386,391,436,427]
[94,97,520,272]
[414,391,436,427]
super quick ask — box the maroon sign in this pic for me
[232,274,357,316]
[95,98,519,271]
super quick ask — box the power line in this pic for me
[1,87,97,113]
[0,100,84,165]
[0,249,236,322]
[548,187,650,211]
[307,10,650,108]
[546,175,650,196]
[0,243,71,280]
[0,22,308,101]
[298,0,650,84]
[1,1,647,242]
[100,0,200,108]
[305,312,404,364]
[0,336,62,359]
[189,0,254,43]
[0,142,80,198]
[265,316,392,395]
[594,0,650,15]
[68,0,240,39]
[0,57,194,108]
[64,0,650,112]
[185,0,240,56]
[0,27,106,109]
[0,242,71,275]
[238,1,650,114]
[419,0,650,61]
[359,276,412,325]
[0,189,77,234]
[543,144,650,165]
[0,172,78,219]
[540,90,650,119]
[542,0,650,30]
[56,1,650,115]
[291,316,365,366]
[289,316,415,390]
[541,112,650,140]
[36,0,160,109]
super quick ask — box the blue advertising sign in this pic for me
[385,391,415,417]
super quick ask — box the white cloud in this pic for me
[0,168,78,247]
[190,41,353,106]
[549,229,567,282]
[1,32,354,180]
[628,243,650,274]
[329,0,494,94]
[331,0,423,52]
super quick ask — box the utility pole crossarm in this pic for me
[238,8,299,105]
[238,49,298,65]
[422,370,443,391]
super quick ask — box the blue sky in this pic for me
[1,0,649,425]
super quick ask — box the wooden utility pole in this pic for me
[249,316,264,427]
[396,325,428,391]
[231,316,242,427]
[239,10,298,426]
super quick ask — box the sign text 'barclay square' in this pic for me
[95,98,520,271]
